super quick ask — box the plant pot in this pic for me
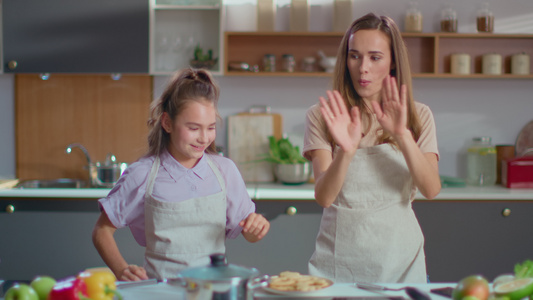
[190,59,218,70]
[274,162,311,185]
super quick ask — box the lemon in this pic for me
[494,278,533,300]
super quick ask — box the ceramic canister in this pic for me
[451,53,471,74]
[482,53,502,75]
[511,52,530,75]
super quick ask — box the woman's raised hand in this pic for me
[319,90,362,154]
[372,75,409,138]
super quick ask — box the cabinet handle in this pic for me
[286,206,297,216]
[7,60,18,70]
[6,204,15,213]
[501,208,511,217]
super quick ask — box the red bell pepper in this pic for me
[48,277,90,300]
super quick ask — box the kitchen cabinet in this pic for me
[224,32,533,79]
[2,0,149,73]
[231,199,533,282]
[2,193,532,282]
[0,199,145,281]
[149,0,224,75]
[414,200,533,282]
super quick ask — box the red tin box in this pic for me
[502,156,533,188]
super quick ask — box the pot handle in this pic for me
[248,275,270,290]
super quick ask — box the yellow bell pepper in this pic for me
[77,270,122,300]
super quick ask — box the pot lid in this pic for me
[178,253,259,281]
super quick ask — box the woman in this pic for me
[92,68,270,281]
[303,13,441,283]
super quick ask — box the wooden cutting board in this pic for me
[227,112,282,182]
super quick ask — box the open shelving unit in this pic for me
[224,31,533,79]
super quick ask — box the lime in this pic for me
[493,274,516,289]
[463,296,482,300]
[494,278,533,300]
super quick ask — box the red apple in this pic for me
[4,283,39,300]
[453,275,491,300]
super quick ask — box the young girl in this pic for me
[92,68,270,281]
[304,13,441,283]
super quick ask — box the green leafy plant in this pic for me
[260,136,308,164]
[515,259,533,278]
[193,44,214,62]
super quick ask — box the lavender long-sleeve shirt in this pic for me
[98,149,255,246]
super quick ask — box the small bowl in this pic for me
[274,162,311,185]
[320,57,337,73]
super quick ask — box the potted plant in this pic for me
[189,44,218,70]
[260,136,311,185]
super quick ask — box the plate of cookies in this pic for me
[263,271,334,296]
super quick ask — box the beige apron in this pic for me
[144,155,227,279]
[309,144,427,283]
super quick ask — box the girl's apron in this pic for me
[144,155,227,279]
[309,144,427,283]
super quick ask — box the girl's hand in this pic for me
[118,264,148,281]
[372,75,410,138]
[239,213,270,243]
[319,90,362,154]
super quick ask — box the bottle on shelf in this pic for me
[440,4,457,33]
[404,1,423,33]
[466,136,497,186]
[476,2,494,33]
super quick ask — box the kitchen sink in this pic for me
[16,178,90,189]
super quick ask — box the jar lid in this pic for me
[177,253,259,281]
[473,136,492,143]
[441,6,457,19]
[303,56,316,63]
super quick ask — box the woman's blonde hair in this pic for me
[146,68,220,157]
[331,12,422,146]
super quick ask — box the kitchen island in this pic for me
[114,281,455,300]
[1,184,532,283]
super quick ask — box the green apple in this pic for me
[4,283,39,300]
[30,276,57,300]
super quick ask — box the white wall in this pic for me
[1,0,533,180]
[153,74,533,179]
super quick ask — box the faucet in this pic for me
[65,143,93,166]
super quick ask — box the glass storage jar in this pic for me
[477,2,494,33]
[440,5,457,32]
[466,136,497,186]
[282,54,296,72]
[301,56,316,72]
[263,54,276,72]
[404,1,423,32]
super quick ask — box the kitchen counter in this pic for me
[114,282,454,300]
[0,183,532,200]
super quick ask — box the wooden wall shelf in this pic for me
[224,32,533,79]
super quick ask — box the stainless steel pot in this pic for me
[66,143,127,188]
[88,156,128,188]
[176,253,268,300]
